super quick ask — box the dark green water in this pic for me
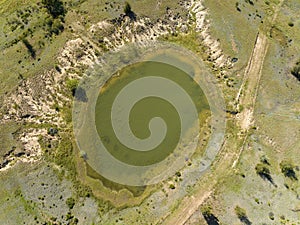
[94,61,210,166]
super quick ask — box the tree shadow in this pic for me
[75,87,88,102]
[202,212,220,225]
[259,173,277,187]
[239,215,252,225]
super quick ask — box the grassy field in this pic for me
[201,0,300,224]
[204,0,280,75]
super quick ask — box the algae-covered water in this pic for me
[94,61,210,166]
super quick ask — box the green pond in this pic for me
[94,61,210,166]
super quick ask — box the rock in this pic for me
[48,127,58,136]
[231,57,238,63]
[181,24,188,33]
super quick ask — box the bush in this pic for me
[260,155,270,165]
[201,206,220,225]
[255,163,270,177]
[42,0,66,18]
[291,63,300,81]
[169,184,175,189]
[175,171,181,177]
[245,0,254,5]
[66,197,75,209]
[235,2,241,12]
[280,160,297,180]
[235,206,251,225]
[66,79,79,96]
[255,163,276,186]
[49,18,64,35]
[235,206,246,219]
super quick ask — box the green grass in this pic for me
[203,0,276,69]
[0,0,69,96]
[161,31,206,55]
[126,0,188,21]
[86,163,147,197]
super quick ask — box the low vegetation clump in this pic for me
[42,0,66,37]
[169,184,175,189]
[280,160,297,180]
[291,61,300,81]
[260,155,270,165]
[235,2,241,12]
[201,206,220,225]
[244,0,254,5]
[235,206,252,225]
[66,197,76,209]
[66,79,79,96]
[41,0,66,19]
[255,163,275,186]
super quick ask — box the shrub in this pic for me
[260,155,270,165]
[66,79,79,96]
[50,18,64,35]
[42,0,66,18]
[255,163,270,177]
[280,160,297,180]
[235,206,246,219]
[235,206,251,225]
[291,62,300,81]
[66,197,75,209]
[169,184,175,189]
[269,212,275,220]
[175,171,181,177]
[235,2,241,12]
[201,206,220,225]
[255,163,276,186]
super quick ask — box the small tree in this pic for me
[280,160,297,180]
[291,63,300,81]
[235,206,251,225]
[235,206,246,220]
[255,163,276,186]
[255,163,270,178]
[66,197,75,209]
[201,205,220,225]
[42,0,66,18]
[66,79,79,96]
[169,184,175,189]
[260,155,270,165]
[49,18,64,35]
